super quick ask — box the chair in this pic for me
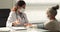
[0,9,10,27]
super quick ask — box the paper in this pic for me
[11,27,27,30]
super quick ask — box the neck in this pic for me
[50,18,56,20]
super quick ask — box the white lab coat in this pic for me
[44,19,60,31]
[6,11,28,27]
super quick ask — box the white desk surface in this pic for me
[0,27,50,32]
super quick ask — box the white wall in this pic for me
[0,0,59,9]
[24,0,60,4]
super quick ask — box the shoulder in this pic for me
[10,11,16,14]
[9,11,17,16]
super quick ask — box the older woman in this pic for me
[44,5,60,31]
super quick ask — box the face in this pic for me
[18,4,26,12]
[47,12,53,19]
[21,4,26,9]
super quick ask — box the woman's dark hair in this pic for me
[16,0,26,7]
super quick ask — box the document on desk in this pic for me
[11,27,27,30]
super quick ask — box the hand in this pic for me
[12,19,20,26]
[24,23,32,27]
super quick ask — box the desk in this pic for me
[0,27,48,32]
[0,27,59,32]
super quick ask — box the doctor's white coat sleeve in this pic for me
[23,13,29,23]
[6,11,16,27]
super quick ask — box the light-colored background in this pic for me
[0,0,60,23]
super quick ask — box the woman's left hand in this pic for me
[24,23,32,27]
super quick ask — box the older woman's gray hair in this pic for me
[47,5,59,16]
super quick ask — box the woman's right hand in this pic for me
[12,19,20,26]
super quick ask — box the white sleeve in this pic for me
[6,11,16,27]
[23,13,28,23]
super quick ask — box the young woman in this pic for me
[44,5,60,31]
[6,0,31,27]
